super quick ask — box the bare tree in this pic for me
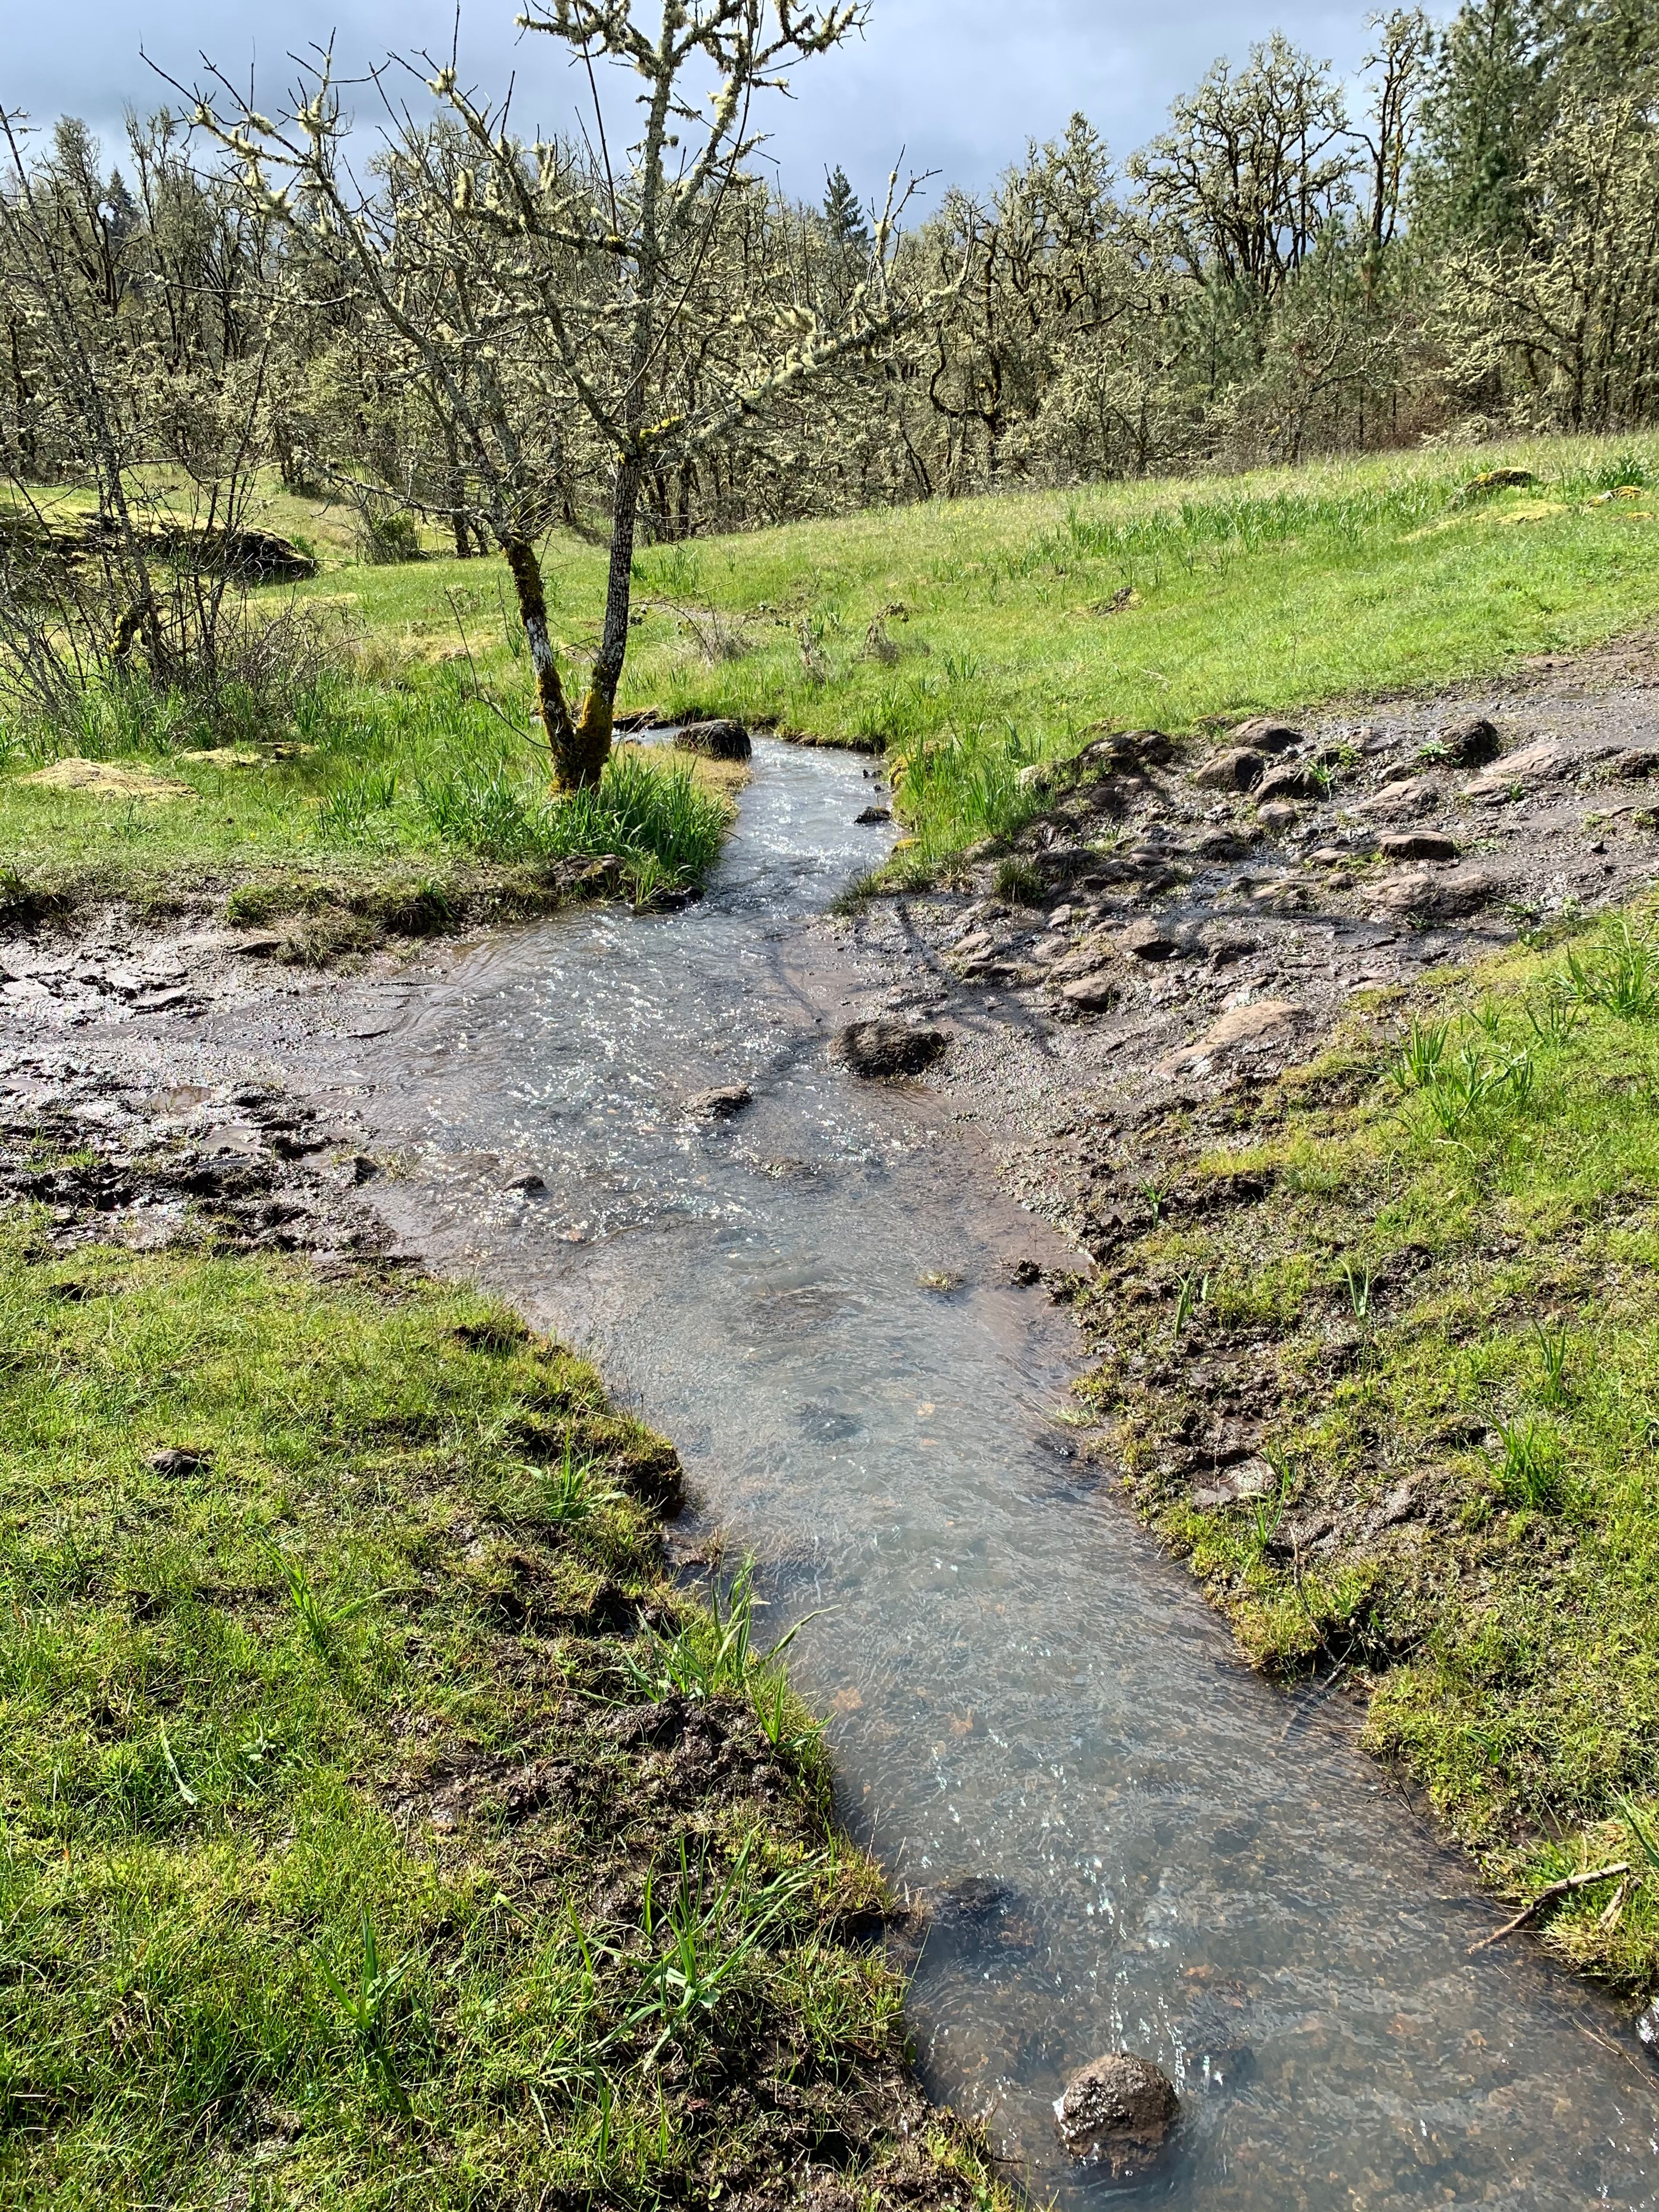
[1128,37,1356,309]
[186,1,936,787]
[1357,9,1435,283]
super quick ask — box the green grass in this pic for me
[8,434,1659,920]
[0,1206,1002,2206]
[0,645,731,939]
[593,431,1659,862]
[1077,900,1659,1986]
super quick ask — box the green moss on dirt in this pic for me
[0,1154,1006,2205]
[1074,901,1659,1990]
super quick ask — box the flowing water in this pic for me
[310,740,1657,2206]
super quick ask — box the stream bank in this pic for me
[6,677,1659,2204]
[0,1076,1006,2209]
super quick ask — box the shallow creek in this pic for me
[308,740,1656,2206]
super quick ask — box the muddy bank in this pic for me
[840,637,1659,1213]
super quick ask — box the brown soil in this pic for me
[830,638,1659,1258]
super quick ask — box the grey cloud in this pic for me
[9,0,1400,213]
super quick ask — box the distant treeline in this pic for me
[3,0,1658,550]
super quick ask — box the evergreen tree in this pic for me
[823,165,870,251]
[1416,0,1551,245]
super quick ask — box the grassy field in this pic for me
[7,434,1659,927]
[1079,902,1659,1986]
[0,1168,1003,2206]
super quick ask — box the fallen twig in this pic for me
[1468,1862,1630,1953]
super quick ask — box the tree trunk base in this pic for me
[567,690,613,788]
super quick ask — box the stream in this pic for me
[302,738,1657,2207]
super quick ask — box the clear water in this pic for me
[309,741,1659,2206]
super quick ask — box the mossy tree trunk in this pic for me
[502,535,590,790]
[570,453,642,787]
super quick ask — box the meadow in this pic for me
[6,432,1659,928]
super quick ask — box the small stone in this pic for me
[1379,831,1459,862]
[1370,864,1508,922]
[691,1084,753,1119]
[1194,829,1253,859]
[1192,745,1265,792]
[673,718,751,761]
[1160,998,1305,1075]
[350,1155,380,1185]
[1060,973,1120,1013]
[1229,716,1303,753]
[1255,763,1325,804]
[1355,775,1442,820]
[504,1171,547,1194]
[1119,919,1179,961]
[1049,931,1116,981]
[1440,715,1503,768]
[1055,2052,1178,2177]
[855,804,891,824]
[833,1019,948,1079]
[1461,737,1589,801]
[148,1446,211,1478]
[1255,802,1300,833]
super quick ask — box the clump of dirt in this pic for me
[0,1074,393,1266]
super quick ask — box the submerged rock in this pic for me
[674,718,751,761]
[1055,2052,1178,2176]
[691,1084,753,1119]
[833,1018,948,1079]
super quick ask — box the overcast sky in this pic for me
[7,0,1409,208]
